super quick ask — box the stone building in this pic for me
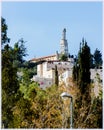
[32,60,74,89]
[30,28,74,89]
[30,28,103,90]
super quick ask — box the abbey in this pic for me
[30,28,74,89]
[30,29,102,91]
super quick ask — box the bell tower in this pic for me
[60,28,68,57]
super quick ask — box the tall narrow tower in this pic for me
[60,28,68,57]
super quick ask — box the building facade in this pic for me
[32,60,74,89]
[30,28,103,90]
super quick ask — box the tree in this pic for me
[55,65,59,86]
[93,48,102,68]
[13,38,28,68]
[20,61,37,79]
[14,83,62,128]
[21,68,31,87]
[77,38,91,93]
[72,39,102,128]
[2,45,19,95]
[2,44,20,128]
[72,64,79,84]
[1,17,10,47]
[60,54,68,61]
[1,17,27,128]
[1,18,20,96]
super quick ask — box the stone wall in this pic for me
[33,62,103,89]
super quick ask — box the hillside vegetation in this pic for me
[1,17,102,128]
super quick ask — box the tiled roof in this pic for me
[29,54,56,62]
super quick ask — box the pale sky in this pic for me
[2,1,103,60]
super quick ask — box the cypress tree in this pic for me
[78,39,91,93]
[1,18,20,128]
[93,48,102,69]
[55,65,59,86]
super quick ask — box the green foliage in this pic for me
[1,17,10,46]
[1,17,61,128]
[19,82,38,100]
[23,62,37,78]
[22,61,37,69]
[12,38,28,68]
[1,17,27,128]
[73,38,91,93]
[21,68,31,86]
[72,39,102,128]
[60,54,68,61]
[18,61,37,82]
[72,63,79,84]
[2,45,19,95]
[12,96,33,128]
[55,65,59,86]
[2,17,102,129]
[2,40,19,128]
[93,48,102,68]
[18,65,37,86]
[73,84,102,128]
[2,38,28,69]
[12,83,62,128]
